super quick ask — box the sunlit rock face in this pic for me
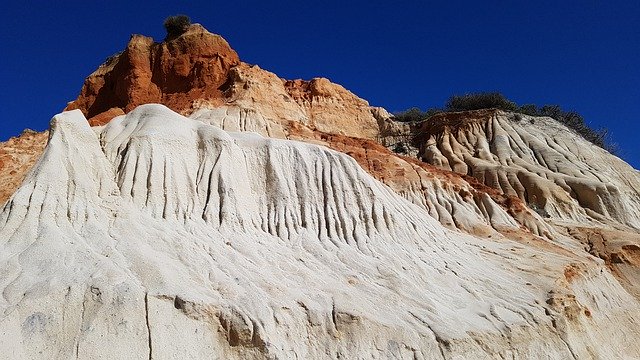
[1,23,640,360]
[64,24,384,141]
[0,129,48,205]
[0,24,389,224]
[415,109,640,230]
[64,24,240,122]
[1,105,639,359]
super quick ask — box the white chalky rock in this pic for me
[1,104,639,359]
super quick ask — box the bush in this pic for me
[445,92,517,112]
[392,142,409,154]
[516,103,612,151]
[517,104,538,116]
[393,108,426,122]
[164,15,191,38]
[393,107,442,122]
[539,105,562,119]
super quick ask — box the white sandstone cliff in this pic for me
[1,105,639,359]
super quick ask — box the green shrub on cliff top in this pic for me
[164,15,191,38]
[394,92,615,153]
[445,92,518,112]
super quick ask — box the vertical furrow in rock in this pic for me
[144,153,154,209]
[201,149,222,224]
[327,157,349,243]
[320,156,340,246]
[201,166,215,223]
[74,292,89,360]
[313,158,327,241]
[161,157,169,219]
[217,173,227,227]
[145,293,153,360]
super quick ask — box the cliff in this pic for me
[1,23,640,359]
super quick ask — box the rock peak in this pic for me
[63,24,385,141]
[65,24,240,123]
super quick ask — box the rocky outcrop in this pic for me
[2,22,640,359]
[287,123,553,238]
[284,78,384,139]
[4,29,638,243]
[413,109,640,230]
[65,24,240,121]
[2,105,639,359]
[0,129,48,205]
[1,25,391,227]
[65,25,386,142]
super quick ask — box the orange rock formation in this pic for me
[65,24,240,122]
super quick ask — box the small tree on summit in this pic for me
[164,15,191,38]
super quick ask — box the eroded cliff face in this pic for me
[407,109,640,300]
[414,109,640,229]
[1,24,640,359]
[283,77,384,139]
[64,24,384,141]
[0,130,48,205]
[65,24,240,121]
[15,25,537,238]
[0,24,386,207]
[2,105,639,359]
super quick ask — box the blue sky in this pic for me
[0,1,638,168]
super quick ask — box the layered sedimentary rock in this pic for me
[415,109,640,230]
[283,77,385,139]
[286,123,554,238]
[2,23,640,359]
[65,24,240,120]
[0,24,388,223]
[2,105,639,359]
[64,24,385,141]
[409,109,640,302]
[0,130,48,205]
[5,24,528,238]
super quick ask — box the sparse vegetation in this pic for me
[392,142,409,154]
[445,92,517,112]
[164,15,191,38]
[393,92,615,153]
[515,103,613,152]
[392,107,442,122]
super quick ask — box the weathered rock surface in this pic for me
[1,23,640,359]
[65,24,385,142]
[2,105,639,359]
[286,123,554,239]
[65,24,240,120]
[283,77,384,139]
[414,109,640,230]
[0,129,48,205]
[6,23,462,231]
[2,25,389,214]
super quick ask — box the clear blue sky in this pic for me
[1,1,638,168]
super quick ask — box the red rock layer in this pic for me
[66,24,239,123]
[0,130,48,205]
